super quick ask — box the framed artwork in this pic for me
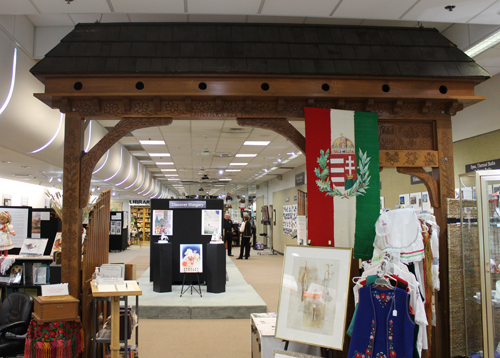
[273,350,322,358]
[275,245,352,351]
[201,210,222,236]
[180,244,203,273]
[19,238,48,256]
[152,210,173,236]
[50,232,62,257]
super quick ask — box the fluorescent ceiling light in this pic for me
[229,163,248,166]
[139,160,154,163]
[156,162,174,165]
[168,178,180,181]
[140,140,165,145]
[236,154,257,157]
[149,153,170,157]
[225,169,241,172]
[244,141,270,146]
[219,178,232,181]
[161,169,176,171]
[154,174,164,176]
[466,29,500,57]
[164,174,178,176]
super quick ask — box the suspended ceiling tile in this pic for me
[474,47,500,67]
[111,0,183,13]
[0,1,39,14]
[188,0,261,14]
[28,14,75,26]
[471,2,500,24]
[128,13,188,22]
[32,0,111,14]
[333,0,416,21]
[261,0,341,17]
[401,0,496,23]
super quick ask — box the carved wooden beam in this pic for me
[80,117,173,207]
[215,97,222,113]
[123,98,131,111]
[307,99,315,106]
[245,98,252,112]
[185,97,192,112]
[397,167,440,208]
[237,118,306,154]
[153,97,161,112]
[380,150,439,167]
[421,100,432,114]
[365,99,375,112]
[277,98,285,112]
[91,98,100,112]
[336,99,345,109]
[61,98,70,113]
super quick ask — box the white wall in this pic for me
[265,164,307,206]
[452,72,500,142]
[0,177,61,208]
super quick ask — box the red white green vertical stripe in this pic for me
[305,107,379,260]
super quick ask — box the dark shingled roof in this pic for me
[30,22,490,80]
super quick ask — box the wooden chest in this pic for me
[33,295,80,323]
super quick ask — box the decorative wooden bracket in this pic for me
[392,100,403,115]
[446,100,462,116]
[420,100,432,114]
[91,98,100,112]
[215,98,222,113]
[245,98,252,112]
[277,98,285,112]
[80,117,173,208]
[307,99,315,107]
[237,118,305,154]
[122,98,131,111]
[365,99,375,112]
[185,97,192,112]
[153,97,161,112]
[61,98,70,113]
[336,99,345,109]
[396,167,440,208]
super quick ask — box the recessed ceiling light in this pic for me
[236,154,257,157]
[244,141,270,146]
[149,153,170,157]
[156,162,174,165]
[229,163,248,166]
[161,169,177,172]
[219,170,224,174]
[226,169,241,172]
[140,140,165,145]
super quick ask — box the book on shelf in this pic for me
[9,264,22,284]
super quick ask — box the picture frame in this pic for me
[273,349,322,358]
[275,245,352,351]
[50,232,62,257]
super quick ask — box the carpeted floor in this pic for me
[109,245,284,357]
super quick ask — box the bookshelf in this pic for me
[130,206,151,243]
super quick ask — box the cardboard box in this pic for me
[33,295,79,323]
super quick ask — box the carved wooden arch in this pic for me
[79,117,173,208]
[397,167,440,208]
[236,118,306,154]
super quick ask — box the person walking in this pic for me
[223,213,234,257]
[237,215,252,260]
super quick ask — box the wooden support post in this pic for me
[431,118,454,358]
[62,117,85,298]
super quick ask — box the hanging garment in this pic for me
[348,285,415,358]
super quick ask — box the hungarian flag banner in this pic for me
[305,107,380,260]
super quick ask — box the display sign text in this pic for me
[169,201,206,209]
[466,159,500,173]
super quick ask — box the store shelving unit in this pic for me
[130,206,151,243]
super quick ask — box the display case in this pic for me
[460,170,500,358]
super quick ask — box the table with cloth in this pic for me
[24,320,84,358]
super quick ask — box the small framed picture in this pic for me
[275,245,352,350]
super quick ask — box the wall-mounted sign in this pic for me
[169,201,206,209]
[466,159,500,173]
[285,197,290,202]
[129,199,150,206]
[294,196,297,201]
[295,172,305,187]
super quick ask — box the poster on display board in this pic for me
[152,210,173,236]
[296,215,307,245]
[282,204,297,236]
[201,210,222,236]
[180,244,203,273]
[0,207,30,248]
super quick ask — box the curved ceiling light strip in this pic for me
[133,167,146,191]
[115,155,133,186]
[124,162,141,189]
[0,48,17,117]
[150,183,161,199]
[136,171,149,193]
[29,113,64,154]
[145,181,155,197]
[103,147,123,182]
[146,180,158,197]
[140,177,154,195]
[92,150,109,174]
[84,121,92,153]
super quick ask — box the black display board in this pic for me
[32,208,61,256]
[109,211,128,251]
[150,199,224,284]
